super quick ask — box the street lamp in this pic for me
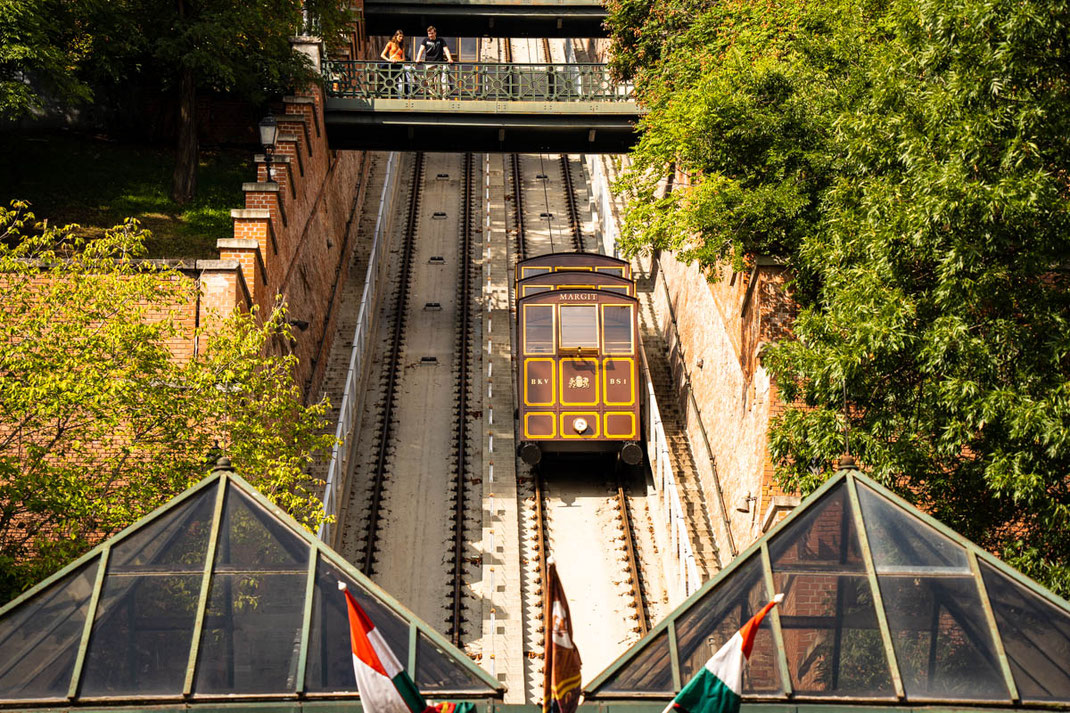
[258,115,278,181]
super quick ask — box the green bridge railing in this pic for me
[323,60,635,103]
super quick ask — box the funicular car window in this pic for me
[602,286,630,295]
[602,305,633,353]
[521,266,552,279]
[596,266,626,277]
[524,305,555,354]
[522,285,551,297]
[559,305,599,349]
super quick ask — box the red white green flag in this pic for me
[340,583,474,713]
[663,594,783,713]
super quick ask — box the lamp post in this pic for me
[258,115,278,181]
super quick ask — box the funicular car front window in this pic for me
[521,266,551,279]
[524,305,554,354]
[559,305,599,349]
[602,305,633,353]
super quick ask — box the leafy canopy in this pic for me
[0,0,352,120]
[608,0,1070,595]
[0,202,335,603]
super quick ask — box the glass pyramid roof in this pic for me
[585,466,1070,707]
[0,464,502,706]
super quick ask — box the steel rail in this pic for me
[510,153,527,260]
[449,152,477,645]
[363,152,425,575]
[534,467,549,665]
[614,466,649,636]
[559,155,584,252]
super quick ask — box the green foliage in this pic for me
[0,0,94,118]
[0,0,352,118]
[0,202,334,602]
[609,0,1070,595]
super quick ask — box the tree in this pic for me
[0,202,335,602]
[0,0,96,118]
[124,0,351,204]
[0,0,352,204]
[608,0,1070,595]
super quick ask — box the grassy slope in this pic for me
[0,132,251,259]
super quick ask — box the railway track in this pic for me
[448,152,478,645]
[361,152,425,575]
[504,39,649,689]
[331,37,662,696]
[340,151,483,646]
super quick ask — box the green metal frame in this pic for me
[584,468,1070,710]
[5,466,1070,712]
[0,468,503,710]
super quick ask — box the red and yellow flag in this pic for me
[543,560,582,713]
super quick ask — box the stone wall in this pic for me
[651,252,799,555]
[225,35,372,400]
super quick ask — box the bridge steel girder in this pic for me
[362,1,607,38]
[323,108,638,153]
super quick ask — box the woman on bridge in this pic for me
[379,30,410,98]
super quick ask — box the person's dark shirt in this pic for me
[420,37,448,61]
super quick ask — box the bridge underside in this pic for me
[363,2,606,37]
[324,100,638,153]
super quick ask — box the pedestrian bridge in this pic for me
[323,61,641,153]
[363,0,605,37]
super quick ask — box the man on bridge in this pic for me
[415,26,454,98]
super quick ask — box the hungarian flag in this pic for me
[542,560,582,713]
[663,594,784,713]
[340,583,474,713]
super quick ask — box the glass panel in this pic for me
[81,575,201,696]
[602,305,633,355]
[211,488,308,572]
[768,485,864,573]
[194,486,310,694]
[107,490,214,572]
[596,266,626,277]
[81,489,214,696]
[599,628,673,693]
[305,555,411,693]
[522,285,550,297]
[981,561,1070,702]
[195,572,306,694]
[559,305,599,349]
[770,484,892,696]
[856,483,969,574]
[879,575,1008,700]
[674,556,781,694]
[0,560,98,699]
[603,286,630,295]
[415,631,496,693]
[460,38,477,61]
[773,572,892,695]
[524,305,554,355]
[521,266,551,279]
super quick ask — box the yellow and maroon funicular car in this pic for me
[515,285,643,466]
